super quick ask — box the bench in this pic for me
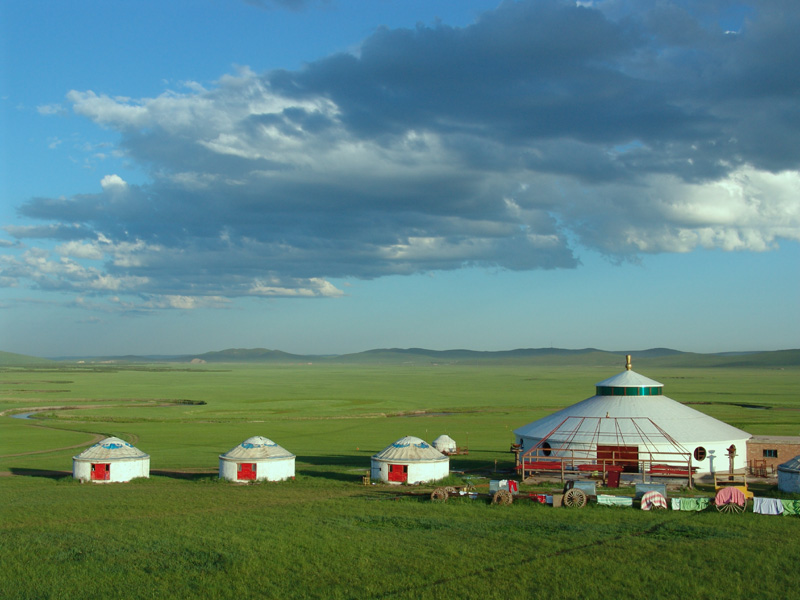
[577,464,624,473]
[517,461,562,471]
[648,464,697,478]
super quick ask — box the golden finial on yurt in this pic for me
[626,355,632,371]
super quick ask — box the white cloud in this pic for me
[249,277,344,297]
[100,174,128,190]
[5,1,800,310]
[55,241,105,260]
[37,103,66,116]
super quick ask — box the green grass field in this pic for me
[2,363,800,599]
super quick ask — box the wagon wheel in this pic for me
[716,501,745,514]
[444,486,457,495]
[430,487,449,502]
[492,489,513,505]
[563,488,587,508]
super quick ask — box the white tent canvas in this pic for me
[432,434,457,454]
[219,436,295,482]
[514,360,751,474]
[371,436,449,484]
[73,437,150,483]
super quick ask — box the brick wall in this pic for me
[747,439,800,472]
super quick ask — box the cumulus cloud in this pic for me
[3,0,800,309]
[100,174,128,190]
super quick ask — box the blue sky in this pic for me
[1,0,798,358]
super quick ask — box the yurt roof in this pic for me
[514,363,750,445]
[74,437,149,461]
[433,434,456,446]
[595,369,662,389]
[373,436,448,462]
[778,455,800,473]
[220,436,295,460]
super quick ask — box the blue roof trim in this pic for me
[100,442,132,450]
[241,441,277,449]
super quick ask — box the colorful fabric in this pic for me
[715,486,746,507]
[671,497,710,511]
[780,499,800,516]
[641,490,668,510]
[597,494,633,507]
[753,497,784,515]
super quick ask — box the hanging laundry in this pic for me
[671,497,710,511]
[753,497,784,515]
[641,490,668,510]
[780,499,800,516]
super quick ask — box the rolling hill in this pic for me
[8,346,797,368]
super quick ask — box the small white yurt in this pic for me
[219,436,295,482]
[371,435,449,484]
[778,456,800,494]
[432,434,457,455]
[73,436,150,483]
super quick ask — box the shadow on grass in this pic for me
[9,468,71,479]
[150,469,217,481]
[295,468,365,483]
[299,455,370,469]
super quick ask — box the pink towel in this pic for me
[641,490,668,510]
[715,486,746,506]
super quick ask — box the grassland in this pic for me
[2,362,800,599]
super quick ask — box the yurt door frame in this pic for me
[238,462,257,480]
[597,445,639,472]
[388,464,408,482]
[91,463,110,481]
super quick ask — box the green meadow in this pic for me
[2,362,800,599]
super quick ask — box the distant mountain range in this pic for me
[2,347,799,368]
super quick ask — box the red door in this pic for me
[91,463,110,481]
[238,463,256,480]
[388,464,408,482]
[597,445,639,472]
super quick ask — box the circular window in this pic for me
[693,446,707,461]
[542,441,552,457]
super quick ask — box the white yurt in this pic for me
[371,435,449,484]
[778,456,800,494]
[514,356,751,474]
[432,434,457,454]
[73,436,150,483]
[219,436,295,482]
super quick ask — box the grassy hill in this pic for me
[6,346,799,368]
[0,351,57,367]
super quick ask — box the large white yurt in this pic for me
[371,435,450,484]
[73,436,150,483]
[514,356,751,474]
[432,434,457,454]
[219,436,295,482]
[778,456,800,494]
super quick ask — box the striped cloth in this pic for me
[641,490,668,510]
